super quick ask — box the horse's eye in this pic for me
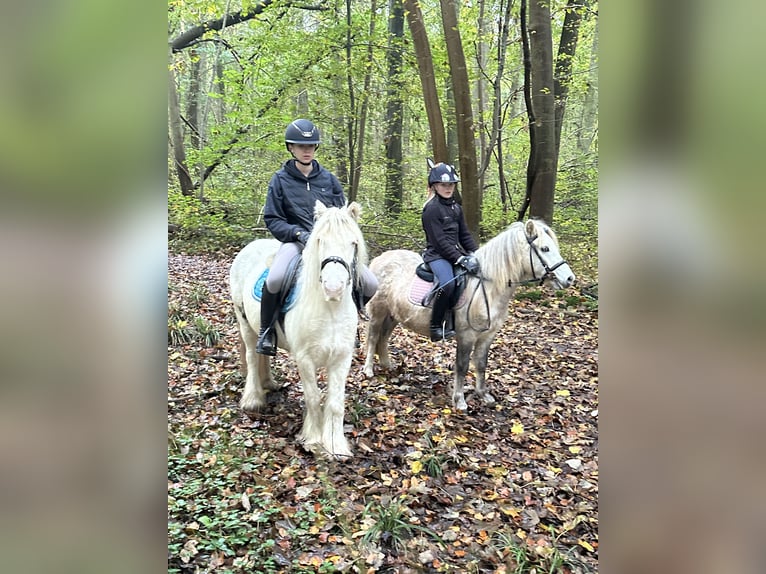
[541,246,550,253]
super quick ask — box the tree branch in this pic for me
[171,2,276,53]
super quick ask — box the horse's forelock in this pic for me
[303,207,368,278]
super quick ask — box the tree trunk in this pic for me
[440,0,481,236]
[384,0,405,213]
[403,0,447,163]
[475,0,489,194]
[350,0,378,203]
[168,62,194,197]
[578,20,598,154]
[520,0,557,225]
[344,0,357,200]
[186,48,201,150]
[554,0,588,156]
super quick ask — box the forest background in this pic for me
[167,0,598,284]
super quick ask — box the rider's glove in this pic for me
[294,229,308,246]
[456,254,480,275]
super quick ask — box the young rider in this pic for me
[256,118,377,355]
[421,161,479,341]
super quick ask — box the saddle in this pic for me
[413,261,467,308]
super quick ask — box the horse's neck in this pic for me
[476,228,530,289]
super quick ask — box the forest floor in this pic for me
[168,252,598,573]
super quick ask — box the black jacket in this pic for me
[421,194,478,264]
[263,159,346,243]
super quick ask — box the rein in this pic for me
[464,272,492,332]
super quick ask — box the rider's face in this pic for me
[433,182,456,197]
[289,143,317,162]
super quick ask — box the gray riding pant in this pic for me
[265,241,378,300]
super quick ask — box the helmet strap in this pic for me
[291,153,314,167]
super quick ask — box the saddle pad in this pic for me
[407,276,467,308]
[252,268,297,312]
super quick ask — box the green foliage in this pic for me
[168,0,598,285]
[515,289,544,302]
[360,495,442,551]
[490,527,577,574]
[167,305,221,347]
[168,431,283,570]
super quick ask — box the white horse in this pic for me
[363,219,575,411]
[229,201,367,458]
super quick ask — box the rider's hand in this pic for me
[456,254,480,275]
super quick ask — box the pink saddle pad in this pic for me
[408,276,467,308]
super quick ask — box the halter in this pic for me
[508,232,568,287]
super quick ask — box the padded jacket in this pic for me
[263,159,346,243]
[421,194,478,264]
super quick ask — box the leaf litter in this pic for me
[168,253,598,573]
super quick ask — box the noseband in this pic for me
[319,244,358,287]
[525,233,567,286]
[508,233,568,287]
[320,255,351,275]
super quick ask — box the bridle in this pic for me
[319,244,359,289]
[508,232,568,287]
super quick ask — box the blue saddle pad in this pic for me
[252,268,297,312]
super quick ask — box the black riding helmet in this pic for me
[428,162,460,186]
[285,119,321,151]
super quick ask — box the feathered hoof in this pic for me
[322,444,353,460]
[454,397,468,411]
[240,399,266,417]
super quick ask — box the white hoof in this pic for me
[455,397,468,411]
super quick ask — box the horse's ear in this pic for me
[347,201,362,222]
[426,157,435,169]
[525,219,537,238]
[314,200,327,220]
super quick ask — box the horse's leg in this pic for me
[363,312,395,377]
[296,359,323,448]
[321,356,353,458]
[376,315,397,370]
[238,331,247,377]
[239,320,267,413]
[472,336,496,405]
[362,315,380,378]
[452,340,471,411]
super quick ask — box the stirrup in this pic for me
[429,326,455,342]
[256,328,277,356]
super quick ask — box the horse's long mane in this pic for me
[300,206,368,293]
[476,219,557,288]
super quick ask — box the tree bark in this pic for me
[170,2,275,53]
[350,0,378,203]
[554,0,588,156]
[403,0,447,163]
[186,48,201,151]
[168,63,194,196]
[384,0,405,213]
[441,0,481,236]
[578,20,598,154]
[520,0,557,225]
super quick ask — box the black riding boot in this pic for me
[429,289,456,342]
[256,288,280,356]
